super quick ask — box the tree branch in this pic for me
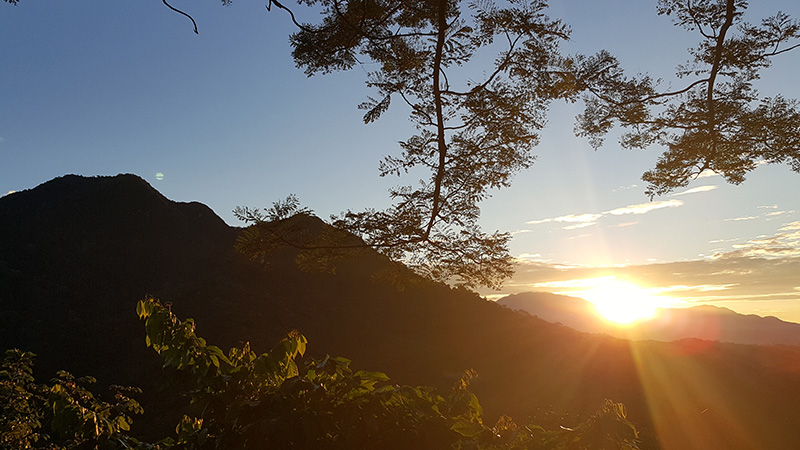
[162,0,198,34]
[425,0,450,240]
[267,0,317,33]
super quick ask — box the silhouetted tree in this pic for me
[255,0,582,289]
[6,0,798,287]
[574,0,800,197]
[259,0,800,286]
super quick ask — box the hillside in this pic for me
[3,174,800,449]
[498,292,800,346]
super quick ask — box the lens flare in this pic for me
[576,277,665,325]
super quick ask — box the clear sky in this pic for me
[2,1,799,322]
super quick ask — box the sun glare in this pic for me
[575,277,665,325]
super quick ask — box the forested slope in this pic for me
[3,174,800,449]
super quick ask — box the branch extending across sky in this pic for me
[10,0,794,290]
[253,0,581,288]
[575,0,800,198]
[228,0,800,289]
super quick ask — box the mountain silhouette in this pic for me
[498,292,800,346]
[498,292,607,333]
[3,174,800,450]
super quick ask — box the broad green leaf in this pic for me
[450,419,485,437]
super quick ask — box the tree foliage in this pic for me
[0,350,143,449]
[574,0,800,197]
[0,299,643,449]
[252,0,800,286]
[7,0,797,286]
[263,0,583,289]
[233,201,369,276]
[134,297,641,449]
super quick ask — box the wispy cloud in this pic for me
[527,213,603,225]
[708,237,739,244]
[696,169,718,179]
[514,253,547,262]
[481,220,800,321]
[654,283,738,294]
[723,208,795,222]
[606,199,683,215]
[614,221,639,228]
[563,222,596,230]
[556,213,604,223]
[712,220,800,259]
[510,229,533,236]
[724,216,758,222]
[766,210,795,217]
[527,213,603,230]
[780,221,800,231]
[670,185,718,196]
[526,200,683,230]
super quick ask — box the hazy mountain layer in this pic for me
[498,292,800,346]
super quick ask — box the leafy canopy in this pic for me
[254,0,581,289]
[575,0,800,197]
[133,297,641,449]
[6,0,798,286]
[253,0,800,286]
[2,299,641,449]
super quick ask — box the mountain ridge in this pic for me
[498,292,800,346]
[3,174,800,449]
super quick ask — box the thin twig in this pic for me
[267,0,314,33]
[162,0,198,34]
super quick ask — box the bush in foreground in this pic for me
[1,298,640,449]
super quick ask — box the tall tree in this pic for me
[261,0,579,288]
[7,0,797,287]
[260,0,800,287]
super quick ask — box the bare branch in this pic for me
[162,0,198,34]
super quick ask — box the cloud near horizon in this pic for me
[724,216,758,221]
[479,255,800,321]
[481,220,800,322]
[715,220,800,259]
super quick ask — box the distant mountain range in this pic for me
[498,292,800,346]
[3,174,800,449]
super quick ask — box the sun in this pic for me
[576,277,664,325]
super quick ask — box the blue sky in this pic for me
[2,1,800,321]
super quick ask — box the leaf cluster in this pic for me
[2,299,642,449]
[136,297,475,449]
[0,350,143,450]
[134,297,641,449]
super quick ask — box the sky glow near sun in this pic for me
[535,277,673,325]
[583,280,665,325]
